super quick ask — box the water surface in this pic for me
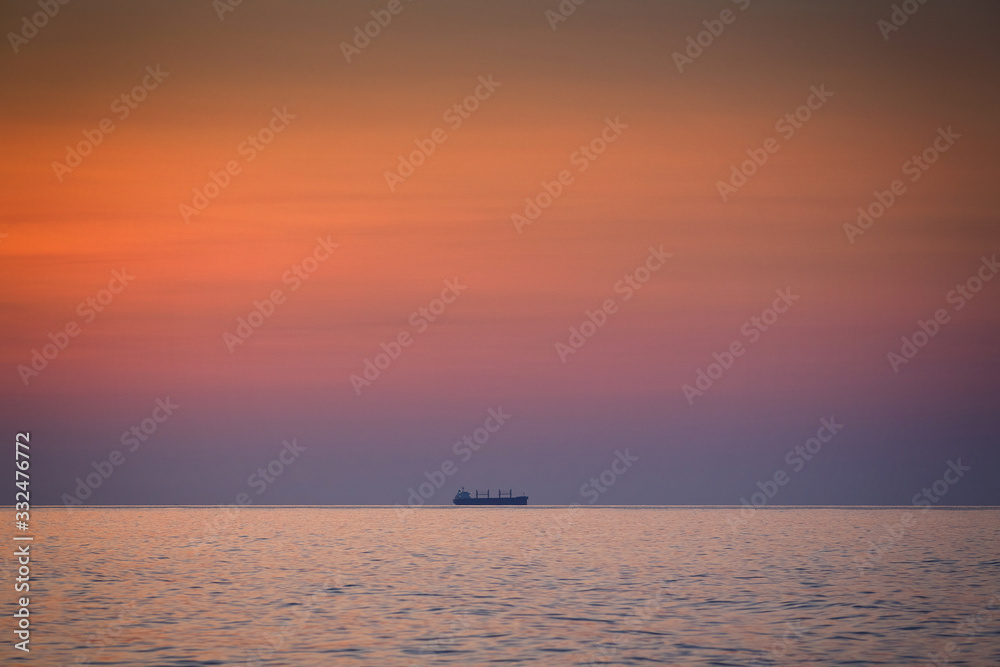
[13,507,1000,665]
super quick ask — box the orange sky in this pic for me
[1,0,998,504]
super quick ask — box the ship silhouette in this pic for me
[452,487,528,505]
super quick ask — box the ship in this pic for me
[453,487,528,505]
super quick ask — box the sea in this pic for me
[10,506,1000,665]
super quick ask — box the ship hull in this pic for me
[453,496,528,505]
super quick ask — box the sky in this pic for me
[1,0,998,506]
